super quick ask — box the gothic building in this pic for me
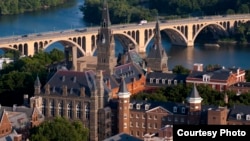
[146,18,169,73]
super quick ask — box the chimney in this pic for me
[62,85,68,96]
[80,87,85,97]
[193,63,203,71]
[45,84,50,95]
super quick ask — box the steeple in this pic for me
[118,76,130,96]
[186,83,203,104]
[34,75,41,95]
[96,0,116,75]
[101,0,111,28]
[146,17,168,72]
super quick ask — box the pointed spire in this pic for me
[101,0,111,28]
[154,16,161,44]
[186,83,203,103]
[34,74,41,87]
[189,83,201,98]
[117,76,131,98]
[118,76,128,93]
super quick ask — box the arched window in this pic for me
[85,104,90,119]
[50,100,55,117]
[42,99,46,115]
[67,103,72,118]
[76,104,81,119]
[58,102,63,117]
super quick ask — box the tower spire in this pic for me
[154,16,161,44]
[101,0,111,28]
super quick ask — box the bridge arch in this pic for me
[91,32,138,56]
[193,23,227,42]
[144,27,188,49]
[43,39,86,56]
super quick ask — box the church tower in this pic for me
[146,19,168,72]
[96,0,116,75]
[186,84,203,124]
[117,77,130,134]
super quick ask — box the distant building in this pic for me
[0,58,13,69]
[186,64,246,91]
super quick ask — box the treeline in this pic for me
[0,49,64,105]
[131,84,250,107]
[0,0,70,15]
[80,0,157,25]
[149,0,250,18]
[82,0,250,25]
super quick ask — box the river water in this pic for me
[0,0,250,70]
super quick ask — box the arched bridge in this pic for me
[0,14,250,56]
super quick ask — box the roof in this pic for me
[42,70,111,98]
[118,77,129,93]
[145,72,187,87]
[227,105,250,121]
[0,130,20,141]
[188,84,201,98]
[103,132,143,141]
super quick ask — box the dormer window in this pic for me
[246,115,250,120]
[162,79,165,84]
[150,78,154,83]
[145,104,150,110]
[236,114,241,120]
[73,76,76,83]
[62,76,65,82]
[173,106,177,113]
[136,104,141,110]
[156,79,159,84]
[174,80,177,85]
[203,75,210,82]
[182,107,185,113]
[70,88,73,94]
[129,103,133,109]
[168,79,171,85]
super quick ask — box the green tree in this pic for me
[172,65,190,74]
[30,117,89,141]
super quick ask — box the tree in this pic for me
[172,65,190,74]
[29,117,89,141]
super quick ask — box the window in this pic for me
[142,123,145,128]
[85,104,90,119]
[136,104,141,110]
[168,117,171,121]
[130,114,133,118]
[142,114,145,119]
[136,114,139,119]
[136,122,139,127]
[76,104,81,119]
[168,79,171,85]
[129,103,133,109]
[236,114,241,120]
[246,115,250,120]
[148,123,152,128]
[182,107,185,113]
[67,103,72,118]
[58,102,63,117]
[130,122,133,127]
[156,79,159,84]
[148,115,152,119]
[50,100,54,117]
[137,131,140,137]
[175,117,178,122]
[42,99,46,115]
[145,104,150,110]
[150,78,154,83]
[124,123,127,128]
[154,123,157,129]
[154,115,157,120]
[162,79,165,84]
[124,113,127,119]
[173,107,177,113]
[174,80,177,85]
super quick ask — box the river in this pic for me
[0,0,250,70]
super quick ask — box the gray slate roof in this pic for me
[146,72,187,86]
[227,105,250,121]
[188,84,201,98]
